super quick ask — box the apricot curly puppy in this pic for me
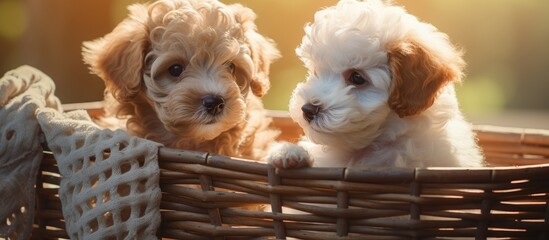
[83,0,280,158]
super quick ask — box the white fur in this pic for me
[268,0,484,168]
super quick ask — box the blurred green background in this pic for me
[1,0,548,128]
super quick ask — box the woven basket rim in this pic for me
[159,147,549,184]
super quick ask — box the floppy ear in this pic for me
[230,4,281,97]
[82,4,149,102]
[387,38,464,117]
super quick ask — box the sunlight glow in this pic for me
[0,0,26,40]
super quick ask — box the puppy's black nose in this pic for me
[301,103,320,122]
[202,95,225,115]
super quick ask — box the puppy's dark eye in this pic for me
[227,62,235,74]
[168,64,184,77]
[347,71,367,86]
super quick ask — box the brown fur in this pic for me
[387,38,465,117]
[83,0,280,159]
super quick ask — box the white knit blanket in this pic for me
[0,66,162,239]
[0,65,62,239]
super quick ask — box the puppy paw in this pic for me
[264,141,312,169]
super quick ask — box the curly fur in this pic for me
[268,0,484,168]
[83,0,280,158]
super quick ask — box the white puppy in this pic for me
[267,0,484,168]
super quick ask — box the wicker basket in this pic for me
[33,103,549,239]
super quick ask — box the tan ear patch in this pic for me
[388,39,463,117]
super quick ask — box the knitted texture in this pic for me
[37,108,162,240]
[0,66,61,239]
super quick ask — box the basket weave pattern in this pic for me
[33,111,549,239]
